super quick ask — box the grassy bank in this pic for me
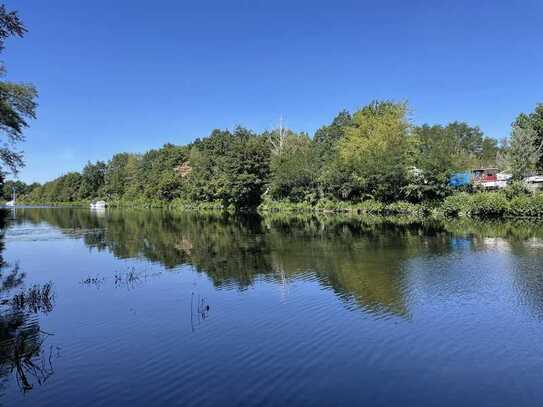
[258,197,431,217]
[18,191,543,220]
[441,191,543,219]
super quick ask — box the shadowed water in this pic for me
[1,207,543,406]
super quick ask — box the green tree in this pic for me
[339,101,409,202]
[104,153,132,198]
[514,103,543,170]
[269,132,318,202]
[0,5,37,175]
[314,110,352,164]
[406,125,459,201]
[221,127,270,209]
[508,125,538,180]
[78,161,106,199]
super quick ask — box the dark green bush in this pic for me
[441,192,472,217]
[507,194,543,218]
[467,192,509,218]
[503,181,529,200]
[385,201,423,216]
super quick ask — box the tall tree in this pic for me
[508,125,538,180]
[339,101,409,201]
[269,132,318,202]
[79,161,106,199]
[514,103,543,170]
[0,5,37,176]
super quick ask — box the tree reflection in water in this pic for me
[11,207,543,321]
[0,209,56,393]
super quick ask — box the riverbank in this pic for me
[17,191,543,220]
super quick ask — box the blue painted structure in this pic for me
[449,172,472,187]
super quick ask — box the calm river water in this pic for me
[1,207,543,406]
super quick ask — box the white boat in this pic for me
[90,200,107,209]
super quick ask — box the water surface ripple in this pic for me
[0,208,542,406]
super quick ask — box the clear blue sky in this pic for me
[4,0,543,183]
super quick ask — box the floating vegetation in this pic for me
[80,275,105,288]
[114,268,141,287]
[79,267,163,290]
[10,282,55,314]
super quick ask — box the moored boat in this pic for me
[90,200,107,209]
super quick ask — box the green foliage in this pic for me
[441,192,509,219]
[221,128,270,209]
[356,200,385,215]
[103,153,140,198]
[441,192,472,217]
[78,161,106,199]
[513,103,543,170]
[269,133,318,202]
[503,181,529,200]
[385,201,423,216]
[402,171,452,203]
[508,125,538,180]
[441,191,543,219]
[1,179,38,200]
[313,110,352,164]
[468,192,509,218]
[339,101,409,202]
[22,99,533,216]
[186,127,270,209]
[507,194,543,218]
[0,6,37,175]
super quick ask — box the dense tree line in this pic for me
[10,100,541,209]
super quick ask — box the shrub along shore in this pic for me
[18,189,543,220]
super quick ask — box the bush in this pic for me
[467,192,509,218]
[385,201,423,216]
[503,181,529,200]
[441,192,472,217]
[507,194,543,218]
[355,200,385,215]
[442,191,543,219]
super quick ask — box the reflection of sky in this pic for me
[4,213,543,405]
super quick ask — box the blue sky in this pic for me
[4,0,543,183]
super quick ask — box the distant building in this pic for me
[449,172,472,187]
[449,168,510,189]
[472,168,509,189]
[472,168,498,183]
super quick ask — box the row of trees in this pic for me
[17,99,536,209]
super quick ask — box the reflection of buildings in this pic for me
[481,237,511,252]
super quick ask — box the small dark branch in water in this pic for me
[190,291,210,332]
[113,267,162,289]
